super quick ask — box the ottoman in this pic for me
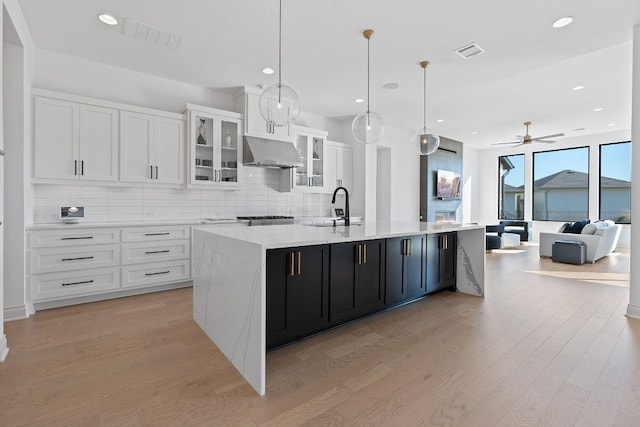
[501,233,520,248]
[552,240,586,265]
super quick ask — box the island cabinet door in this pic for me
[386,236,425,306]
[329,239,385,325]
[266,245,329,349]
[426,233,457,294]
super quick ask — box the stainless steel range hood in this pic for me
[243,136,303,169]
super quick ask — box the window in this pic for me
[532,147,589,221]
[498,154,524,220]
[599,141,631,224]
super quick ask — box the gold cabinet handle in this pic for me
[357,244,362,265]
[407,239,412,256]
[289,252,295,276]
[402,239,407,256]
[363,243,367,264]
[297,251,302,275]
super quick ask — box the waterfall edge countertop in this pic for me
[192,220,485,249]
[192,221,486,396]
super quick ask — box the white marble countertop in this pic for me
[193,221,484,249]
[26,218,239,230]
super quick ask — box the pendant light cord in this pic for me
[367,36,371,115]
[423,65,427,132]
[278,0,282,87]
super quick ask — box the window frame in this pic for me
[497,153,525,220]
[531,146,590,222]
[598,140,631,224]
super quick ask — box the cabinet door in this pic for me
[385,237,407,306]
[325,143,339,189]
[426,233,456,294]
[245,92,290,140]
[120,111,153,182]
[266,245,329,349]
[330,239,385,325]
[406,236,426,299]
[79,105,118,181]
[291,131,326,192]
[153,117,185,184]
[34,97,79,180]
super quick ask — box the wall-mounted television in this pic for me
[436,169,461,199]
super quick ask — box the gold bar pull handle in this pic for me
[402,239,407,256]
[363,243,367,264]
[289,252,295,276]
[357,244,362,265]
[297,251,302,275]
[408,239,412,256]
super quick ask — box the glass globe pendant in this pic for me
[352,29,384,144]
[259,0,300,127]
[412,61,440,155]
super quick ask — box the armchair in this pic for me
[499,220,532,242]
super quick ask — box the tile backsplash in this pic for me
[33,167,339,224]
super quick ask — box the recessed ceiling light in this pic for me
[354,98,364,103]
[261,67,274,75]
[593,107,603,112]
[471,131,478,135]
[98,14,118,26]
[437,119,444,123]
[572,85,585,91]
[608,123,616,127]
[382,82,399,90]
[552,16,573,28]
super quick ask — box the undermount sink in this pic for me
[302,217,362,227]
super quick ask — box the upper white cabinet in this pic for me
[284,126,328,193]
[34,96,118,181]
[119,111,185,185]
[185,104,243,189]
[325,140,353,191]
[233,86,291,141]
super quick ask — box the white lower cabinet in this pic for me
[122,259,190,288]
[30,267,121,301]
[28,224,192,306]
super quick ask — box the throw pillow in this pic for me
[558,222,571,233]
[563,219,590,234]
[581,223,598,235]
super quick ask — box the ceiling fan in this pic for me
[493,121,564,147]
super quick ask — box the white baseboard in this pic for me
[4,305,29,321]
[626,303,640,320]
[0,335,8,363]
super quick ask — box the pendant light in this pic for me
[259,0,300,127]
[352,29,384,144]
[411,61,440,155]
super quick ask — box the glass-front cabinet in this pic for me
[289,126,328,192]
[186,104,243,189]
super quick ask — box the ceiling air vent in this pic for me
[454,42,485,59]
[122,18,183,51]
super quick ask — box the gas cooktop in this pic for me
[236,215,295,226]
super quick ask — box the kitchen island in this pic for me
[192,221,485,395]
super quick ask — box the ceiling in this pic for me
[16,0,640,149]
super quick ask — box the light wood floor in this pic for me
[1,245,638,426]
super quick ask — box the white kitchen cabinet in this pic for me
[283,125,328,193]
[185,104,243,188]
[325,140,353,191]
[34,96,118,181]
[28,224,192,307]
[233,87,291,141]
[120,111,185,185]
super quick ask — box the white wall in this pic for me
[463,145,480,224]
[474,129,631,246]
[2,0,35,358]
[35,49,234,113]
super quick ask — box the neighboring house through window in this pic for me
[600,141,631,223]
[533,147,589,221]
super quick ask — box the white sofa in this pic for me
[539,221,622,263]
